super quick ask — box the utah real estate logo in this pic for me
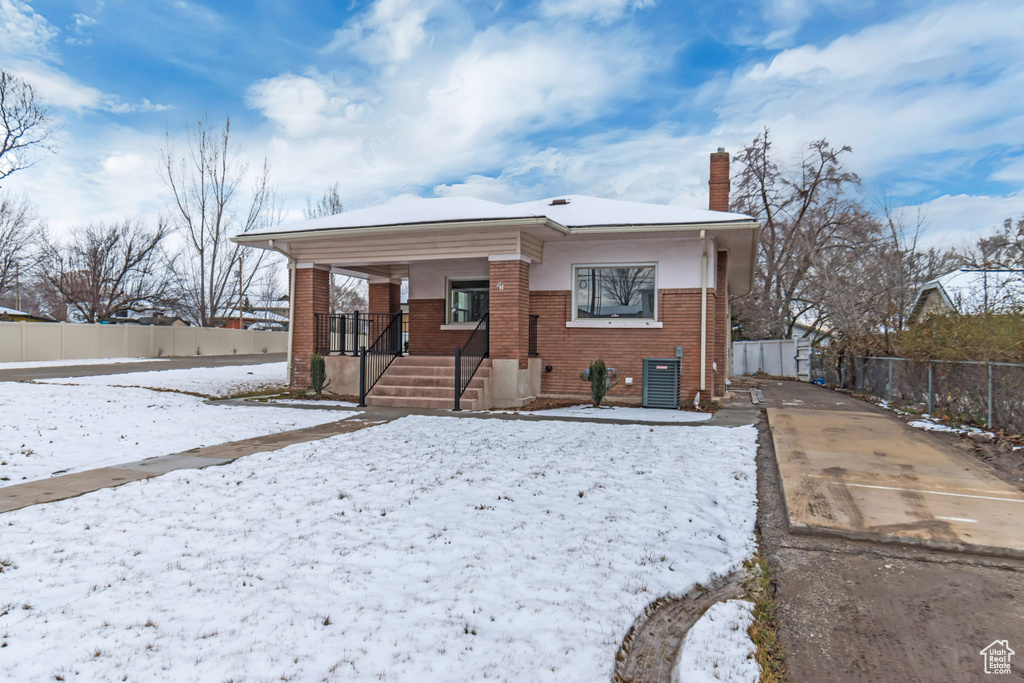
[980,640,1015,675]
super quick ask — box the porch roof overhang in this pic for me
[231,195,761,294]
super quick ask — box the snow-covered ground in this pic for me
[39,362,286,398]
[673,600,759,683]
[0,416,758,682]
[0,382,357,486]
[266,398,361,407]
[500,404,713,423]
[875,399,998,439]
[0,357,166,370]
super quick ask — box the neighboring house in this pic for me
[105,308,190,327]
[232,150,760,409]
[215,308,290,331]
[911,269,1024,322]
[0,306,53,322]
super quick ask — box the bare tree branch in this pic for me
[0,70,54,184]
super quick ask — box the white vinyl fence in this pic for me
[732,338,812,381]
[0,321,287,363]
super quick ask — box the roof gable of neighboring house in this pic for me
[911,269,1024,321]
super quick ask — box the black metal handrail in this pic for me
[453,313,489,411]
[528,314,539,357]
[358,311,404,406]
[316,312,408,356]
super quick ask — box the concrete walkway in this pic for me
[769,404,1024,558]
[0,415,381,514]
[0,353,285,382]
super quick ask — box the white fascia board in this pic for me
[231,216,565,244]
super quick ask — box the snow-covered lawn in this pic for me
[0,357,166,370]
[673,600,759,683]
[0,416,757,682]
[39,362,287,398]
[503,404,712,423]
[0,382,356,486]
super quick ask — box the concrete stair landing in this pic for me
[365,356,492,410]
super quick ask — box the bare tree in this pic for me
[601,267,654,308]
[731,129,876,340]
[0,70,53,185]
[304,181,344,219]
[161,116,280,326]
[304,182,368,312]
[0,192,41,308]
[39,218,170,323]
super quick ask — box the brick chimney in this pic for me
[709,147,730,212]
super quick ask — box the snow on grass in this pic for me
[0,416,757,682]
[504,404,712,423]
[672,600,760,683]
[0,382,357,486]
[39,362,286,398]
[0,357,166,370]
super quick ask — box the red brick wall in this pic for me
[292,267,330,387]
[709,150,730,212]
[530,288,717,404]
[407,299,472,355]
[368,282,401,314]
[489,259,530,368]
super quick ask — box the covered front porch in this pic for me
[294,253,547,410]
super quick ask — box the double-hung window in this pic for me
[573,265,656,320]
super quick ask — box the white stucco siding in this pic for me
[530,236,714,291]
[408,258,489,299]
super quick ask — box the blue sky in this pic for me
[3,0,1024,249]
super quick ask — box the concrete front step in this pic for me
[365,395,481,410]
[376,374,488,389]
[367,356,491,410]
[372,384,484,400]
[386,365,492,378]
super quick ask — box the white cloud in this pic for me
[324,0,447,64]
[902,190,1024,250]
[247,17,656,203]
[0,0,56,58]
[716,2,1024,188]
[538,0,656,24]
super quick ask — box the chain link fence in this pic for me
[810,355,1024,434]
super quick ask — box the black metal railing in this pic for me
[358,311,404,406]
[316,312,408,356]
[453,313,489,411]
[528,314,539,357]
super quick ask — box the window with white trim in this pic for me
[447,278,489,323]
[574,265,656,320]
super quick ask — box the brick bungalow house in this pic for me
[232,150,760,409]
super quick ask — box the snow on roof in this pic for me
[921,269,1024,314]
[243,195,753,237]
[0,306,30,316]
[508,195,752,228]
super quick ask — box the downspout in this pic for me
[268,239,296,384]
[700,230,708,394]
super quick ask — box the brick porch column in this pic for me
[714,251,729,397]
[489,256,530,368]
[368,280,402,313]
[291,265,330,387]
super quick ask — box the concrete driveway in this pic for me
[769,407,1024,557]
[770,395,1024,561]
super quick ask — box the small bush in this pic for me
[310,354,329,396]
[581,359,616,407]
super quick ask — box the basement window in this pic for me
[573,265,656,321]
